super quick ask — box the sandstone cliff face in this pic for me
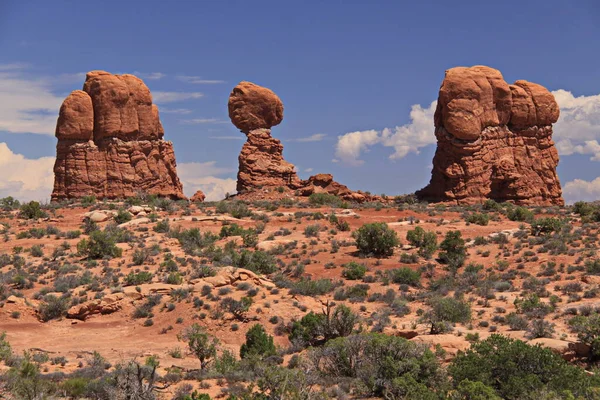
[229,81,380,202]
[417,66,563,206]
[52,71,184,201]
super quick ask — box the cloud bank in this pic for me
[0,143,55,202]
[334,101,436,165]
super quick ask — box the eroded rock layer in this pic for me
[52,71,184,201]
[417,66,563,205]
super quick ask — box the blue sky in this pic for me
[1,0,600,202]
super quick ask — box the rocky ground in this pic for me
[0,195,599,398]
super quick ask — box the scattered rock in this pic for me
[52,71,186,201]
[86,211,111,223]
[128,206,145,215]
[417,65,563,205]
[67,298,122,321]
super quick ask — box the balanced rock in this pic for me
[52,71,185,201]
[229,81,379,202]
[417,65,563,205]
[228,81,284,133]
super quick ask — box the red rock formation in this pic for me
[417,66,563,206]
[229,81,381,203]
[228,81,284,133]
[191,190,206,203]
[52,71,185,201]
[237,128,302,192]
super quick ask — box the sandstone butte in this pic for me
[228,81,379,203]
[417,65,563,206]
[51,71,185,201]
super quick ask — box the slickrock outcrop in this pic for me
[52,71,185,201]
[229,81,380,202]
[417,66,563,205]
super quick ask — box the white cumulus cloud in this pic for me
[335,101,436,165]
[552,89,600,160]
[563,178,600,204]
[177,161,237,201]
[152,91,204,104]
[0,142,55,202]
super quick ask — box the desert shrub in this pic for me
[19,201,46,219]
[313,333,447,398]
[304,224,321,238]
[352,222,399,257]
[388,267,421,287]
[482,199,502,211]
[406,226,437,259]
[178,324,218,369]
[288,278,336,296]
[507,206,534,222]
[309,193,343,207]
[221,297,252,321]
[569,312,600,360]
[466,213,490,226]
[449,334,600,399]
[39,294,70,322]
[342,261,367,280]
[421,296,471,334]
[438,230,466,270]
[233,250,277,275]
[154,218,170,233]
[240,324,276,359]
[173,228,218,255]
[0,196,20,211]
[506,312,529,330]
[124,271,153,286]
[530,217,563,236]
[289,304,358,348]
[114,209,132,224]
[77,229,123,259]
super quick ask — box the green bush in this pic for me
[342,261,367,280]
[466,213,490,226]
[449,334,600,399]
[19,201,46,219]
[439,230,466,270]
[233,250,277,275]
[313,333,447,398]
[240,324,276,359]
[507,206,534,222]
[388,267,421,287]
[77,229,123,259]
[124,271,153,286]
[0,196,20,211]
[352,222,399,257]
[569,312,600,360]
[309,193,343,207]
[114,209,133,224]
[530,217,563,236]
[406,226,437,259]
[421,296,471,334]
[39,295,70,322]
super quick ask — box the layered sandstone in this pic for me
[229,81,378,202]
[52,71,184,201]
[417,66,563,206]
